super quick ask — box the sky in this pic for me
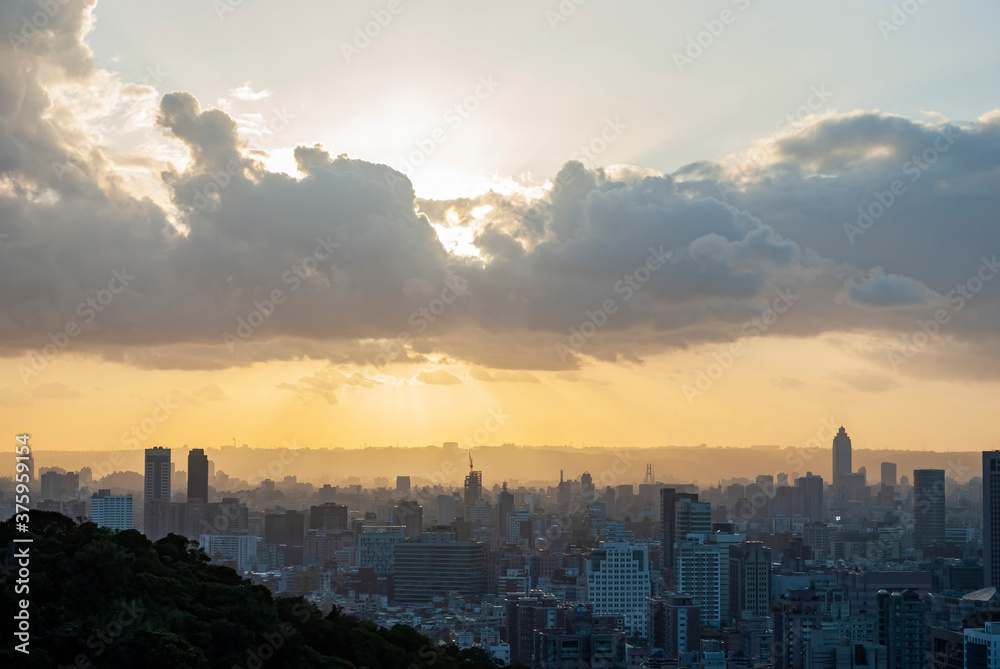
[2,0,1000,454]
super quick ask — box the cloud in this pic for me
[847,270,939,307]
[277,367,377,404]
[4,0,1000,382]
[416,369,463,385]
[830,370,902,393]
[229,82,271,102]
[469,367,540,383]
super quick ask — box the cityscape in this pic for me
[5,432,1000,668]
[3,0,1000,667]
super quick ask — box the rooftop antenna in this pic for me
[469,453,474,472]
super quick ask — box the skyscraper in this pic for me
[986,452,1000,587]
[795,472,824,522]
[187,448,209,503]
[144,447,171,540]
[464,454,482,505]
[914,468,946,549]
[881,462,897,488]
[877,589,925,669]
[832,426,852,486]
[497,481,514,545]
[660,488,700,579]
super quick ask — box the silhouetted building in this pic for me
[984,451,1000,588]
[833,426,852,487]
[464,455,483,505]
[877,589,924,669]
[144,447,171,540]
[392,500,422,540]
[187,448,208,503]
[729,541,771,621]
[914,469,946,549]
[309,502,348,531]
[795,472,824,522]
[881,462,897,488]
[395,475,410,496]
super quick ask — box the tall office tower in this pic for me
[507,593,561,667]
[438,494,456,525]
[729,541,772,621]
[464,455,483,505]
[187,448,209,503]
[675,497,712,543]
[581,471,594,499]
[263,510,305,566]
[557,470,571,511]
[832,426,852,486]
[90,489,133,531]
[675,532,744,626]
[585,542,651,638]
[308,502,348,531]
[795,472,824,522]
[881,462,897,488]
[877,589,925,669]
[985,452,1000,587]
[773,590,822,669]
[497,482,514,544]
[663,594,701,660]
[395,476,411,496]
[145,447,171,502]
[914,469,946,549]
[660,488,700,578]
[777,472,789,487]
[392,500,423,540]
[144,447,171,540]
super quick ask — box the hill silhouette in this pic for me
[0,511,513,668]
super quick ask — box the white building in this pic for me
[357,525,405,575]
[90,490,133,531]
[199,533,258,572]
[675,532,745,626]
[965,621,1000,667]
[586,542,651,638]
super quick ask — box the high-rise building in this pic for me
[581,471,594,499]
[507,593,561,667]
[309,502,348,531]
[144,447,171,540]
[392,538,486,603]
[392,500,423,540]
[585,542,651,638]
[772,590,822,669]
[676,533,744,626]
[914,469,946,549]
[729,541,771,621]
[187,448,209,503]
[145,447,171,502]
[395,476,410,496]
[876,589,924,669]
[832,426,852,486]
[90,490,133,531]
[881,462,897,488]
[464,455,483,505]
[357,525,405,575]
[650,593,701,660]
[438,494,456,525]
[263,510,305,566]
[795,472,824,522]
[984,452,1000,588]
[497,482,514,544]
[660,488,700,578]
